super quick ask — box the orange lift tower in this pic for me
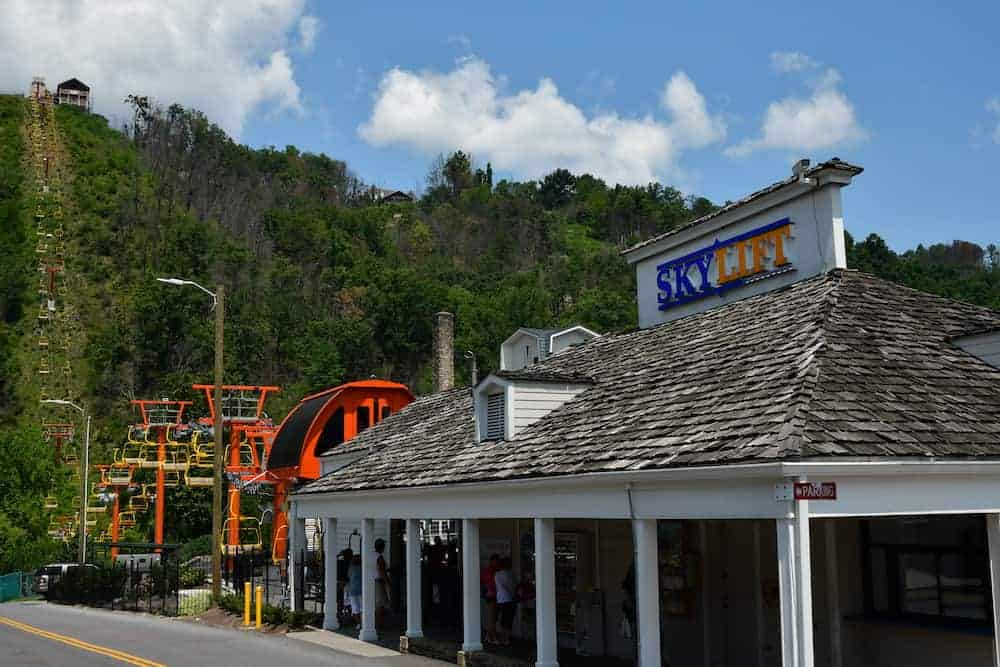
[131,398,192,545]
[192,385,279,557]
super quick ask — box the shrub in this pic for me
[179,566,205,588]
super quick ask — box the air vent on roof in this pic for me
[485,392,506,441]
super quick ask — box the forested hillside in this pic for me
[0,95,998,570]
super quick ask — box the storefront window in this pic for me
[862,515,988,623]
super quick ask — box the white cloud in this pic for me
[297,15,321,54]
[726,68,866,157]
[0,1,313,139]
[359,59,725,185]
[988,98,1000,144]
[770,51,819,73]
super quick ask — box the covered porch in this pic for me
[290,460,1000,667]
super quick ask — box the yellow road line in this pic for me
[0,616,167,667]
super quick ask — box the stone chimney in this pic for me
[433,312,455,392]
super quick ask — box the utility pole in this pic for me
[156,277,224,600]
[79,413,91,564]
[212,285,225,600]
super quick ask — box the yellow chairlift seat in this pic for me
[138,444,160,469]
[163,470,181,487]
[161,446,190,472]
[38,335,49,349]
[121,440,144,465]
[221,517,263,555]
[86,503,104,515]
[224,440,257,471]
[64,452,79,466]
[127,425,147,444]
[84,518,97,528]
[271,524,288,565]
[43,495,58,510]
[108,464,132,486]
[71,496,81,509]
[47,525,63,539]
[184,464,214,487]
[37,305,49,321]
[129,495,149,512]
[119,511,137,528]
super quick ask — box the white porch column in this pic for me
[825,520,842,667]
[776,518,799,667]
[406,518,423,639]
[289,504,307,612]
[987,513,1000,667]
[633,518,661,667]
[323,517,339,630]
[795,488,814,667]
[461,518,483,652]
[534,517,558,667]
[360,518,378,641]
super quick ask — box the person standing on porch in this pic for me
[481,553,499,644]
[374,538,391,629]
[494,557,516,647]
[347,553,363,626]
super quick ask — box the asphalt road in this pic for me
[0,601,436,667]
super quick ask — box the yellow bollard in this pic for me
[244,582,251,626]
[255,585,263,629]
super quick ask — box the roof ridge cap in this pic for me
[772,276,841,454]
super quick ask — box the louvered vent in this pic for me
[485,392,506,441]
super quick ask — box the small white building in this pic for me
[290,158,1000,667]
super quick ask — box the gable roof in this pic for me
[57,78,90,91]
[298,270,1000,496]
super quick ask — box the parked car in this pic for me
[35,563,97,597]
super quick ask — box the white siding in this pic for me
[954,331,1000,369]
[513,382,587,432]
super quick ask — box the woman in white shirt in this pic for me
[494,557,516,646]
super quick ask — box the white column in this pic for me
[534,518,558,667]
[633,519,661,667]
[987,513,1000,667]
[795,490,814,667]
[406,518,423,639]
[753,522,766,667]
[289,503,306,612]
[776,518,799,667]
[360,518,378,641]
[323,517,339,630]
[461,518,483,652]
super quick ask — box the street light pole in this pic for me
[157,277,224,600]
[212,284,224,601]
[41,399,89,564]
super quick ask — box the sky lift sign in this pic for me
[656,218,794,311]
[793,481,837,501]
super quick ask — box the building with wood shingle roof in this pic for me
[289,159,1000,667]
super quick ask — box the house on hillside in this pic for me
[54,78,91,111]
[370,187,414,204]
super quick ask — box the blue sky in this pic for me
[5,1,998,251]
[246,1,1000,251]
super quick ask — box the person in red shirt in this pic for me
[480,553,499,644]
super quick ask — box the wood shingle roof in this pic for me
[298,270,1000,496]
